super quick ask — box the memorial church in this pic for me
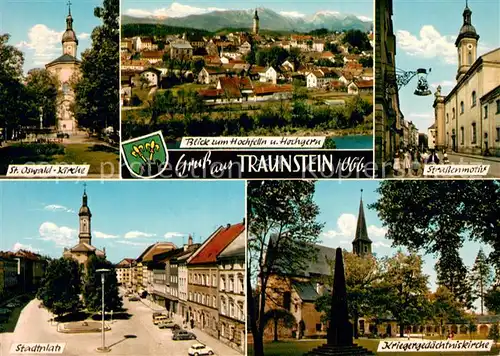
[63,186,106,266]
[45,2,81,134]
[433,1,500,156]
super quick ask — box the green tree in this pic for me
[82,255,122,312]
[370,181,500,269]
[470,248,493,315]
[37,258,82,317]
[359,56,373,68]
[485,287,500,314]
[149,89,177,124]
[73,0,119,134]
[247,181,323,356]
[315,251,383,338]
[435,247,473,308]
[263,309,296,342]
[381,251,430,337]
[325,42,339,54]
[25,68,59,128]
[430,286,466,336]
[190,58,205,76]
[488,323,500,346]
[343,30,371,51]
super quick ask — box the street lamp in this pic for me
[96,268,111,353]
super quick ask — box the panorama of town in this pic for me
[120,8,374,149]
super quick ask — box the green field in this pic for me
[248,339,499,356]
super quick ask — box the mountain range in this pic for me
[121,8,372,33]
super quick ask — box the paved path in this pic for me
[0,296,240,356]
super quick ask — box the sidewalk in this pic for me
[450,151,500,163]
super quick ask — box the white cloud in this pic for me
[280,11,305,18]
[322,213,390,250]
[38,222,77,247]
[397,25,457,64]
[16,24,63,66]
[164,232,184,239]
[430,80,455,89]
[93,231,119,239]
[126,2,225,19]
[124,231,156,238]
[12,242,41,253]
[44,204,75,213]
[406,112,434,119]
[78,32,90,40]
[357,15,372,22]
[116,240,150,246]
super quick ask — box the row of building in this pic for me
[0,250,48,302]
[115,221,246,354]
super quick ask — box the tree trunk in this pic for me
[274,316,278,342]
[353,311,359,339]
[480,278,484,315]
[247,271,264,356]
[399,323,404,337]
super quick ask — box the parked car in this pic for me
[158,321,180,330]
[188,343,214,356]
[172,330,196,341]
[153,315,169,325]
[56,132,70,138]
[128,296,140,301]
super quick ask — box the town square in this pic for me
[0,181,245,355]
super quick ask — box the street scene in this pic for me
[375,0,500,177]
[120,1,374,150]
[0,0,119,177]
[247,180,500,355]
[0,181,245,355]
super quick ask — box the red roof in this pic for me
[355,80,374,89]
[189,222,244,265]
[254,84,293,95]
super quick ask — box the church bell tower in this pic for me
[253,9,260,35]
[78,185,92,245]
[455,0,479,81]
[352,190,372,257]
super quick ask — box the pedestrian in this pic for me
[393,153,401,177]
[411,151,421,176]
[190,318,194,329]
[443,153,450,164]
[403,150,411,176]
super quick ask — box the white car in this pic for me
[188,343,214,356]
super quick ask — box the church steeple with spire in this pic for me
[62,0,78,58]
[352,189,372,257]
[78,183,92,245]
[455,0,479,81]
[253,8,260,35]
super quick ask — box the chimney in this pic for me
[242,217,245,225]
[226,223,231,229]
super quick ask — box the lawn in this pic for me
[53,144,119,176]
[248,339,499,356]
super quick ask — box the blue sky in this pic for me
[121,0,373,22]
[315,181,492,298]
[393,0,500,133]
[0,0,100,72]
[0,181,244,264]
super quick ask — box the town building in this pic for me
[375,0,404,173]
[0,257,18,299]
[187,221,245,340]
[433,3,500,155]
[134,242,177,294]
[218,229,246,354]
[170,41,193,60]
[116,258,135,287]
[45,3,80,134]
[63,187,106,266]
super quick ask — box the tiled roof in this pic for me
[142,51,164,58]
[253,84,292,95]
[46,54,80,66]
[321,51,334,58]
[218,231,245,259]
[189,222,245,265]
[138,242,177,262]
[198,89,223,98]
[292,281,320,302]
[355,80,374,89]
[218,77,253,98]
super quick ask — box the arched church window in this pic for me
[460,127,464,145]
[452,108,455,120]
[62,82,70,95]
[471,123,477,144]
[472,91,477,106]
[446,113,449,123]
[468,51,472,65]
[460,101,464,114]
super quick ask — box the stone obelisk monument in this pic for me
[305,248,373,355]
